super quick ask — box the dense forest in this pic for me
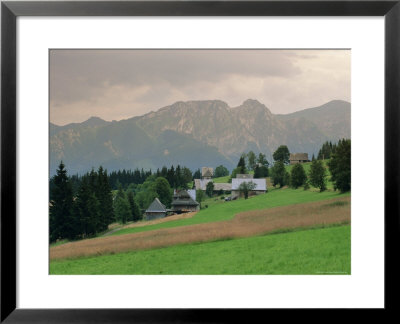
[49,163,197,243]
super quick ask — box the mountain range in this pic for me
[50,99,350,175]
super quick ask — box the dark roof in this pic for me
[145,198,166,213]
[171,200,199,206]
[173,190,191,199]
[290,153,309,161]
[172,190,199,207]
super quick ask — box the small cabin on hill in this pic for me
[171,190,200,213]
[289,153,309,165]
[145,198,167,221]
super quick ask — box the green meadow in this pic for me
[50,225,350,275]
[111,188,349,236]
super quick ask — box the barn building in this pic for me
[145,198,167,221]
[289,153,309,165]
[231,177,267,198]
[171,190,200,213]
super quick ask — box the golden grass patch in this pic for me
[123,211,198,229]
[50,197,350,260]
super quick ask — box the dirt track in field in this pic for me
[50,196,350,260]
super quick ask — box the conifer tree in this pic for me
[127,190,142,222]
[96,166,114,231]
[290,163,307,189]
[328,139,351,192]
[309,160,327,192]
[175,165,183,188]
[167,165,175,188]
[73,176,101,237]
[270,161,289,188]
[236,154,247,174]
[49,162,74,242]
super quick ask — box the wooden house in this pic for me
[145,198,167,221]
[171,190,200,213]
[289,153,309,165]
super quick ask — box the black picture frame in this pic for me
[1,0,399,322]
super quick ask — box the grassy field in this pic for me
[111,188,349,236]
[50,225,351,275]
[50,196,350,260]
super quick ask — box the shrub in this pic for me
[290,163,307,189]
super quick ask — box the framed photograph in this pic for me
[1,0,399,322]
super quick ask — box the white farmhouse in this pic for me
[231,178,267,198]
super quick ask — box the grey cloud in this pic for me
[50,50,301,103]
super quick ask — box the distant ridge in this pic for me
[50,99,350,175]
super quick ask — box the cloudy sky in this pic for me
[50,49,350,126]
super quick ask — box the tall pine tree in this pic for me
[95,167,114,230]
[73,176,101,237]
[49,162,74,242]
[328,139,351,192]
[127,190,142,222]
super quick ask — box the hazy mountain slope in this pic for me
[50,99,350,175]
[50,118,234,175]
[276,100,351,140]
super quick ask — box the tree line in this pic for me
[52,164,195,195]
[231,151,270,180]
[269,140,351,192]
